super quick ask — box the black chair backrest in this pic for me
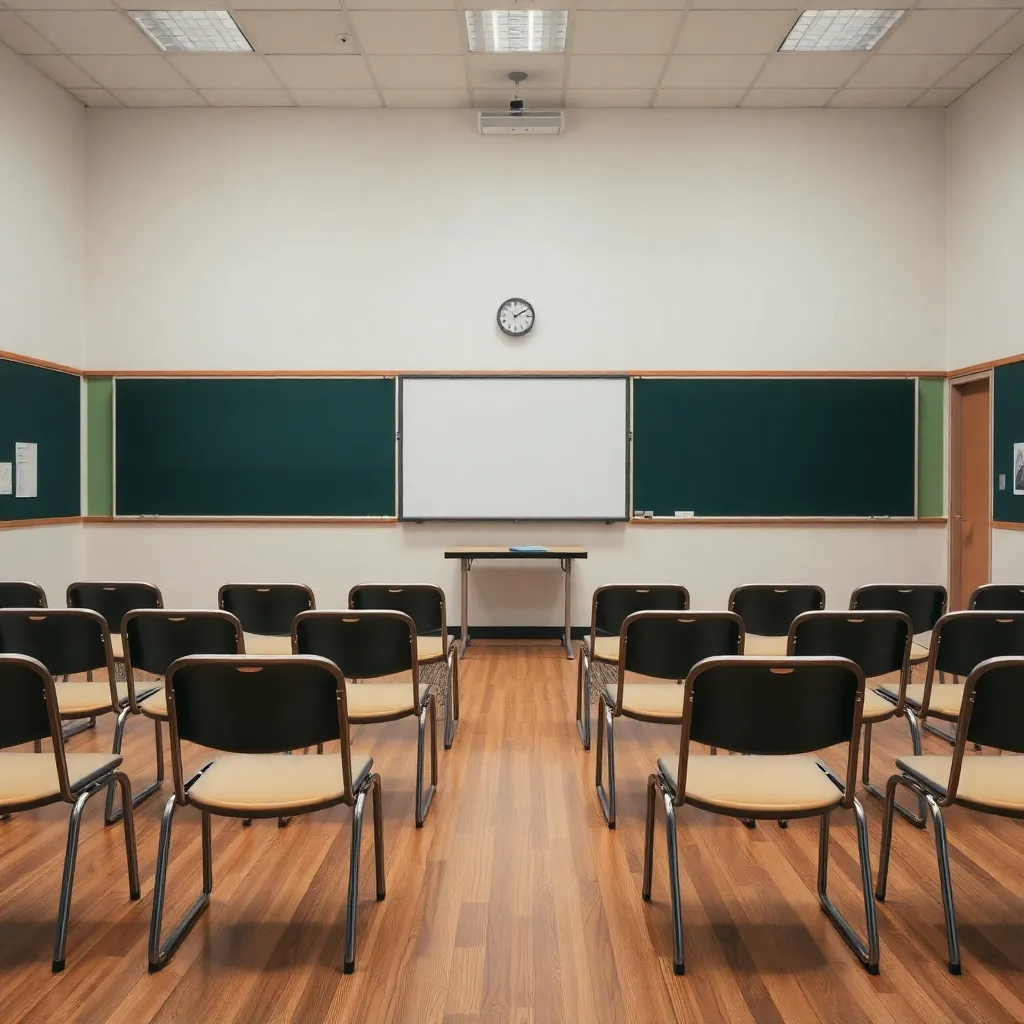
[294,610,415,680]
[349,585,443,636]
[0,609,109,677]
[67,582,162,635]
[0,654,53,749]
[729,585,825,637]
[621,611,743,681]
[593,585,690,638]
[218,584,315,637]
[790,611,912,680]
[850,584,946,635]
[932,611,1024,678]
[0,582,46,609]
[124,610,243,677]
[167,655,343,754]
[963,657,1024,753]
[969,585,1024,612]
[688,657,862,755]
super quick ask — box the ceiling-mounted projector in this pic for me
[478,69,564,135]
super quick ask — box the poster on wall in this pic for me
[1015,443,1024,495]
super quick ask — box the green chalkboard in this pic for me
[0,357,80,521]
[994,360,1024,523]
[115,377,395,517]
[633,377,917,518]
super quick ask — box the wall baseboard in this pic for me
[447,626,588,641]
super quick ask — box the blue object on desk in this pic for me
[509,545,548,553]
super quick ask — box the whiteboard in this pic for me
[400,377,629,520]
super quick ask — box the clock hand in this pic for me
[513,309,526,318]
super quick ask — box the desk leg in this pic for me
[562,558,574,660]
[459,558,471,659]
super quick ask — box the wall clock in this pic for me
[497,298,535,337]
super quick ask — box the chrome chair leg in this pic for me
[642,774,657,902]
[641,774,685,974]
[594,697,616,829]
[927,793,961,974]
[818,802,879,974]
[344,773,386,974]
[105,712,166,825]
[444,649,460,750]
[861,718,925,829]
[575,649,591,750]
[415,696,438,828]
[61,716,97,742]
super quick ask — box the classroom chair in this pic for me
[0,582,47,608]
[789,610,918,822]
[643,656,878,977]
[106,609,244,826]
[849,584,946,666]
[348,584,459,749]
[576,585,690,750]
[594,610,743,829]
[294,609,437,827]
[969,584,1024,611]
[217,583,315,656]
[0,654,139,972]
[148,654,384,974]
[728,585,825,656]
[876,656,1024,975]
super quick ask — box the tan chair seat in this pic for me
[187,752,373,814]
[417,636,445,662]
[863,688,897,722]
[897,755,1024,813]
[347,682,429,719]
[910,640,929,664]
[110,634,124,660]
[242,632,291,656]
[592,636,619,663]
[140,686,168,719]
[0,752,122,807]
[658,754,843,815]
[605,682,684,720]
[877,681,965,718]
[743,634,789,658]
[55,681,129,716]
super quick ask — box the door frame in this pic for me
[948,369,993,607]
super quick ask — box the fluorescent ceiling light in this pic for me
[127,10,253,53]
[465,9,568,53]
[780,10,904,52]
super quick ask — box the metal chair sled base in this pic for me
[861,707,927,829]
[443,643,460,751]
[104,704,164,826]
[875,773,962,975]
[575,645,592,750]
[148,768,386,975]
[416,694,440,828]
[642,772,880,977]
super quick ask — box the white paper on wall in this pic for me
[15,442,37,499]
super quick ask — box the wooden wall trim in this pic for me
[993,521,1024,532]
[630,517,948,526]
[949,352,1024,378]
[0,516,82,530]
[84,516,399,526]
[0,350,81,376]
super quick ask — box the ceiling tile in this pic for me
[576,0,686,8]
[473,88,563,107]
[654,87,744,106]
[349,10,461,55]
[233,11,354,55]
[662,54,764,88]
[675,10,799,54]
[5,0,113,10]
[913,87,966,106]
[978,11,1024,53]
[167,54,280,89]
[755,53,865,89]
[572,11,682,54]
[690,0,806,8]
[382,88,470,106]
[233,0,342,8]
[0,10,56,53]
[26,54,98,87]
[200,88,294,105]
[71,54,191,89]
[68,87,122,106]
[566,88,652,106]
[846,54,961,89]
[917,0,1024,7]
[349,0,453,8]
[114,0,229,8]
[265,54,374,88]
[567,55,665,89]
[879,9,1015,54]
[367,54,466,88]
[112,88,206,106]
[829,88,923,107]
[937,53,1007,88]
[19,10,156,55]
[290,88,382,105]
[468,54,564,89]
[742,88,834,107]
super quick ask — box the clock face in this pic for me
[497,298,535,337]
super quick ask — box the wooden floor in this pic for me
[2,645,1024,1023]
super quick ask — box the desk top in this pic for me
[444,545,588,560]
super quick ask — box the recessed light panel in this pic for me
[780,10,904,53]
[465,9,568,53]
[127,10,253,53]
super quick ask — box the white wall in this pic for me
[82,107,949,623]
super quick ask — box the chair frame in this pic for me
[849,584,947,663]
[576,584,691,751]
[642,655,878,977]
[0,653,139,971]
[294,609,438,828]
[727,583,826,636]
[875,656,1024,975]
[968,584,1024,611]
[0,582,47,608]
[148,653,384,974]
[594,609,744,829]
[347,584,460,750]
[217,582,316,635]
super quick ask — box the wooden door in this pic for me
[950,377,991,609]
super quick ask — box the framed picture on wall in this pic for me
[1015,443,1024,495]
